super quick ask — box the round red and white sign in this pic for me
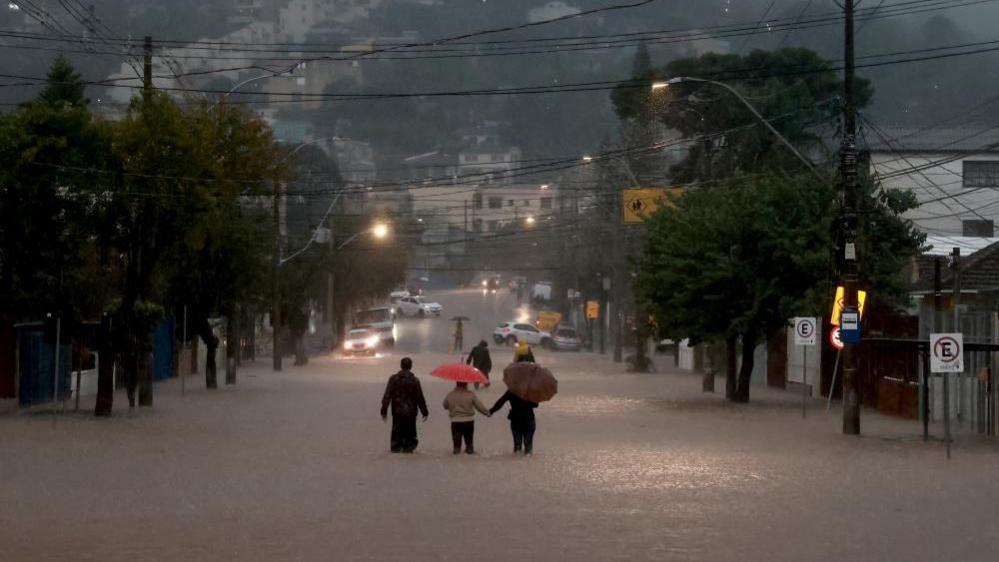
[829,326,844,350]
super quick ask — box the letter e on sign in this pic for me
[930,333,964,373]
[793,317,817,346]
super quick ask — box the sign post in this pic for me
[931,332,963,460]
[794,318,817,419]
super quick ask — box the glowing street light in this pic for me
[582,155,593,162]
[372,222,389,239]
[525,216,537,226]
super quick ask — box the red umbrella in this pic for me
[431,363,489,384]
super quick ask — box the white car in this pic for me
[493,322,552,347]
[396,296,443,317]
[354,307,396,347]
[343,328,379,356]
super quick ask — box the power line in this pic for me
[1,0,990,74]
[7,36,999,104]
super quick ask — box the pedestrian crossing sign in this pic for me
[622,188,682,224]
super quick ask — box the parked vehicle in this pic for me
[493,321,552,347]
[551,327,582,351]
[354,307,396,347]
[482,276,501,294]
[531,281,552,303]
[343,328,379,356]
[396,295,443,317]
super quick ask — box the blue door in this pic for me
[18,327,71,406]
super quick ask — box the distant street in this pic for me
[391,287,523,355]
[1,288,998,561]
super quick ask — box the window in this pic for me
[488,197,502,209]
[963,160,999,187]
[507,199,514,207]
[522,200,531,207]
[472,192,483,210]
[540,197,553,210]
[963,219,994,237]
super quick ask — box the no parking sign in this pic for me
[930,333,964,373]
[793,317,817,346]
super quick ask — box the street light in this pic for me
[283,221,390,265]
[272,135,352,371]
[650,76,828,185]
[525,216,536,226]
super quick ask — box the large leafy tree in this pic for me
[639,175,833,401]
[0,61,111,373]
[93,94,284,412]
[626,48,922,402]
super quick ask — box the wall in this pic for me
[786,325,823,397]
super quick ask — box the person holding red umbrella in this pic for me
[442,382,491,454]
[431,363,491,455]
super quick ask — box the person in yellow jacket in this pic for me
[513,340,535,363]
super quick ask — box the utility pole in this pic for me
[142,36,153,104]
[928,258,942,442]
[840,0,862,436]
[272,181,282,372]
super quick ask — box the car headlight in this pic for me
[482,280,487,286]
[367,336,380,347]
[343,341,352,350]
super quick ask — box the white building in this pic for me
[869,127,999,238]
[410,183,558,236]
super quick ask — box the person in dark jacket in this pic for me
[466,340,492,389]
[380,357,429,453]
[490,390,539,455]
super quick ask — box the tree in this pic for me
[0,62,113,404]
[639,175,833,401]
[38,55,89,108]
[613,48,873,182]
[92,94,284,412]
[628,48,922,402]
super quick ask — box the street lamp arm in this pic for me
[212,66,301,110]
[335,231,365,251]
[278,189,349,266]
[666,77,829,186]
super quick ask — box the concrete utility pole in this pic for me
[272,180,283,372]
[142,36,152,104]
[840,0,862,436]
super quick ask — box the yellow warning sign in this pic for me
[830,286,868,326]
[622,188,681,224]
[586,300,600,320]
